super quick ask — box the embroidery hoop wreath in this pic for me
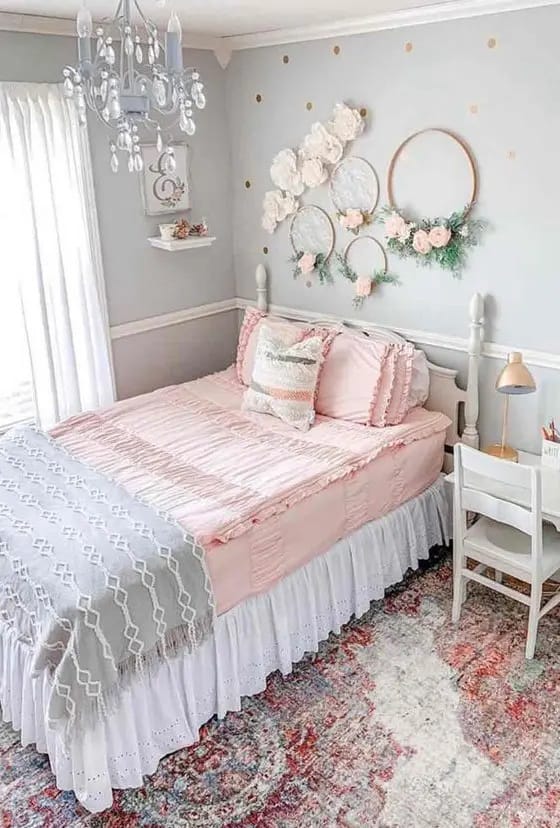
[330,157,379,236]
[336,236,399,309]
[383,128,485,277]
[289,205,335,286]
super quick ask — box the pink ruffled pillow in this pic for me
[315,331,392,425]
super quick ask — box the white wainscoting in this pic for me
[109,297,560,372]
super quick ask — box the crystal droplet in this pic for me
[117,131,127,150]
[102,107,110,122]
[111,153,119,173]
[128,154,135,173]
[134,153,144,172]
[124,35,134,57]
[148,45,155,65]
[63,78,74,98]
[106,45,116,65]
[185,118,196,136]
[135,43,143,63]
[154,37,160,59]
[156,130,163,152]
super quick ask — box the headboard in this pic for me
[254,264,484,469]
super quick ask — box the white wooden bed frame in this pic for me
[255,264,484,468]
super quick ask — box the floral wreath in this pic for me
[291,251,333,286]
[335,238,399,308]
[380,205,484,277]
[336,208,373,235]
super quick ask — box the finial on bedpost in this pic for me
[256,264,268,312]
[462,292,484,449]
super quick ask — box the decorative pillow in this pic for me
[237,307,309,386]
[315,330,391,425]
[362,327,430,414]
[243,324,325,431]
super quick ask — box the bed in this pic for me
[0,267,485,812]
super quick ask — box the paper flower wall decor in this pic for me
[262,189,299,234]
[337,208,372,235]
[261,102,366,234]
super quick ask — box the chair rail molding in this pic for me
[109,295,560,372]
[110,298,237,340]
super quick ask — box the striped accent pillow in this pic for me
[243,324,324,431]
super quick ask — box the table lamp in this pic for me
[484,351,536,462]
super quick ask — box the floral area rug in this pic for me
[2,554,560,828]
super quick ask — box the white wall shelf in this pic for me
[148,236,216,252]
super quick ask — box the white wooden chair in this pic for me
[453,443,560,659]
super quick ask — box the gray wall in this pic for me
[0,30,237,398]
[226,6,560,452]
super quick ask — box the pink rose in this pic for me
[428,225,451,248]
[355,275,373,297]
[412,229,432,255]
[298,252,317,275]
[384,212,408,239]
[341,209,364,230]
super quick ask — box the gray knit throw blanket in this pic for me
[0,426,215,737]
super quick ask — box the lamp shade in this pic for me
[496,351,536,395]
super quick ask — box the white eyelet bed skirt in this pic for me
[0,476,450,813]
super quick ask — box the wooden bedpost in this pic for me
[462,292,484,449]
[256,264,268,312]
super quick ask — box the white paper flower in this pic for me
[298,152,328,188]
[328,103,365,143]
[270,149,304,196]
[261,189,298,233]
[301,123,344,165]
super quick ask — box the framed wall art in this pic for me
[140,142,191,216]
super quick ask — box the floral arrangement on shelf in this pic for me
[335,252,399,309]
[262,103,366,234]
[336,208,372,235]
[172,218,209,239]
[380,206,484,277]
[291,251,333,285]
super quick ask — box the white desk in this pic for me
[445,451,560,531]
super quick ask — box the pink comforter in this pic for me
[52,367,450,550]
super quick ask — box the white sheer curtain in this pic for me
[0,82,115,429]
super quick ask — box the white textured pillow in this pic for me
[243,324,324,431]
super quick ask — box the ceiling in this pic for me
[0,0,459,38]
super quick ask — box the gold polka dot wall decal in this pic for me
[256,93,262,103]
[360,107,367,118]
[488,37,497,48]
[507,150,516,160]
[283,55,289,64]
[245,180,251,189]
[263,246,269,255]
[469,103,479,114]
[306,101,313,111]
[405,41,413,52]
[333,45,341,55]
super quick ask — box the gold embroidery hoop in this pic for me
[329,156,380,217]
[289,205,335,260]
[387,128,478,218]
[343,235,388,275]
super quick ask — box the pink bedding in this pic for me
[52,367,450,614]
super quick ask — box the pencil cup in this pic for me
[542,438,560,470]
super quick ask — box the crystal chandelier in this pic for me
[63,1,206,174]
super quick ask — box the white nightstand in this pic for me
[445,450,560,532]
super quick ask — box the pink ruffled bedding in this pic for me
[51,366,450,613]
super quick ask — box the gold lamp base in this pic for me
[483,443,519,463]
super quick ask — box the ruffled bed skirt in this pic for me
[0,477,450,813]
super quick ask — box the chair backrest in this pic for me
[454,444,542,540]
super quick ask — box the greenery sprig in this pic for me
[290,251,333,285]
[335,252,399,309]
[379,205,485,278]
